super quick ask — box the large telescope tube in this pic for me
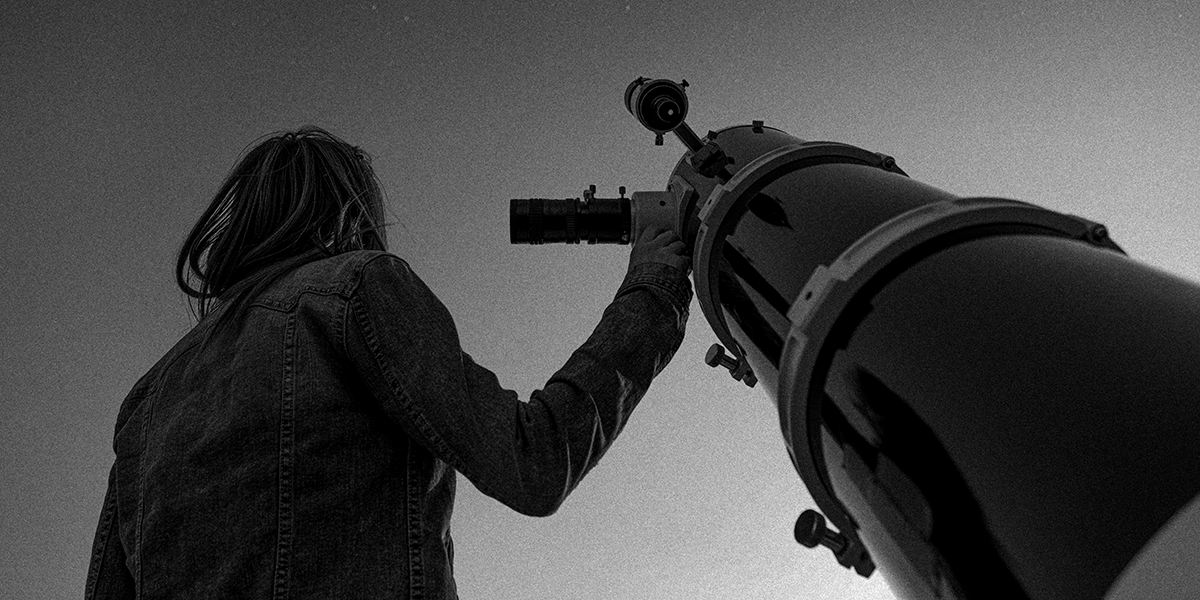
[679,125,1200,600]
[510,78,1200,599]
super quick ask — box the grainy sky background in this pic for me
[3,1,1200,598]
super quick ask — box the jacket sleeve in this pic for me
[346,254,691,516]
[85,464,135,599]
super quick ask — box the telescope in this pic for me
[510,77,1200,600]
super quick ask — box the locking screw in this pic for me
[794,509,848,555]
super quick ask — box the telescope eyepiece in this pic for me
[625,78,689,134]
[652,96,681,124]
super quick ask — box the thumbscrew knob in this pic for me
[705,344,758,387]
[794,509,848,554]
[705,344,737,370]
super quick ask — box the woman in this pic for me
[86,126,692,598]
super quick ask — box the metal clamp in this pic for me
[775,196,1125,564]
[691,142,901,393]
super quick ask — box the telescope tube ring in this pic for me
[692,142,900,399]
[777,196,1123,551]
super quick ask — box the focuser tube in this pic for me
[510,196,632,244]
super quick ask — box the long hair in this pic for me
[176,126,389,334]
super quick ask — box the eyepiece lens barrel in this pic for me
[510,197,631,244]
[653,96,679,121]
[626,78,689,133]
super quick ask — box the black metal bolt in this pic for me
[705,344,758,387]
[794,509,848,555]
[705,344,739,371]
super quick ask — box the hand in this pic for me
[628,228,691,274]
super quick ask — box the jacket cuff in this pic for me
[614,262,693,313]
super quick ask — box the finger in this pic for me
[662,241,687,254]
[639,226,668,243]
[651,229,678,244]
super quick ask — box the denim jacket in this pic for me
[85,250,691,599]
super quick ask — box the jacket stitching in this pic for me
[132,382,157,597]
[406,439,425,600]
[84,468,119,599]
[348,293,476,491]
[273,312,297,599]
[335,293,347,356]
[347,258,512,507]
[346,252,399,298]
[252,287,349,312]
[250,250,385,311]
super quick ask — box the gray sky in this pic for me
[4,1,1199,598]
